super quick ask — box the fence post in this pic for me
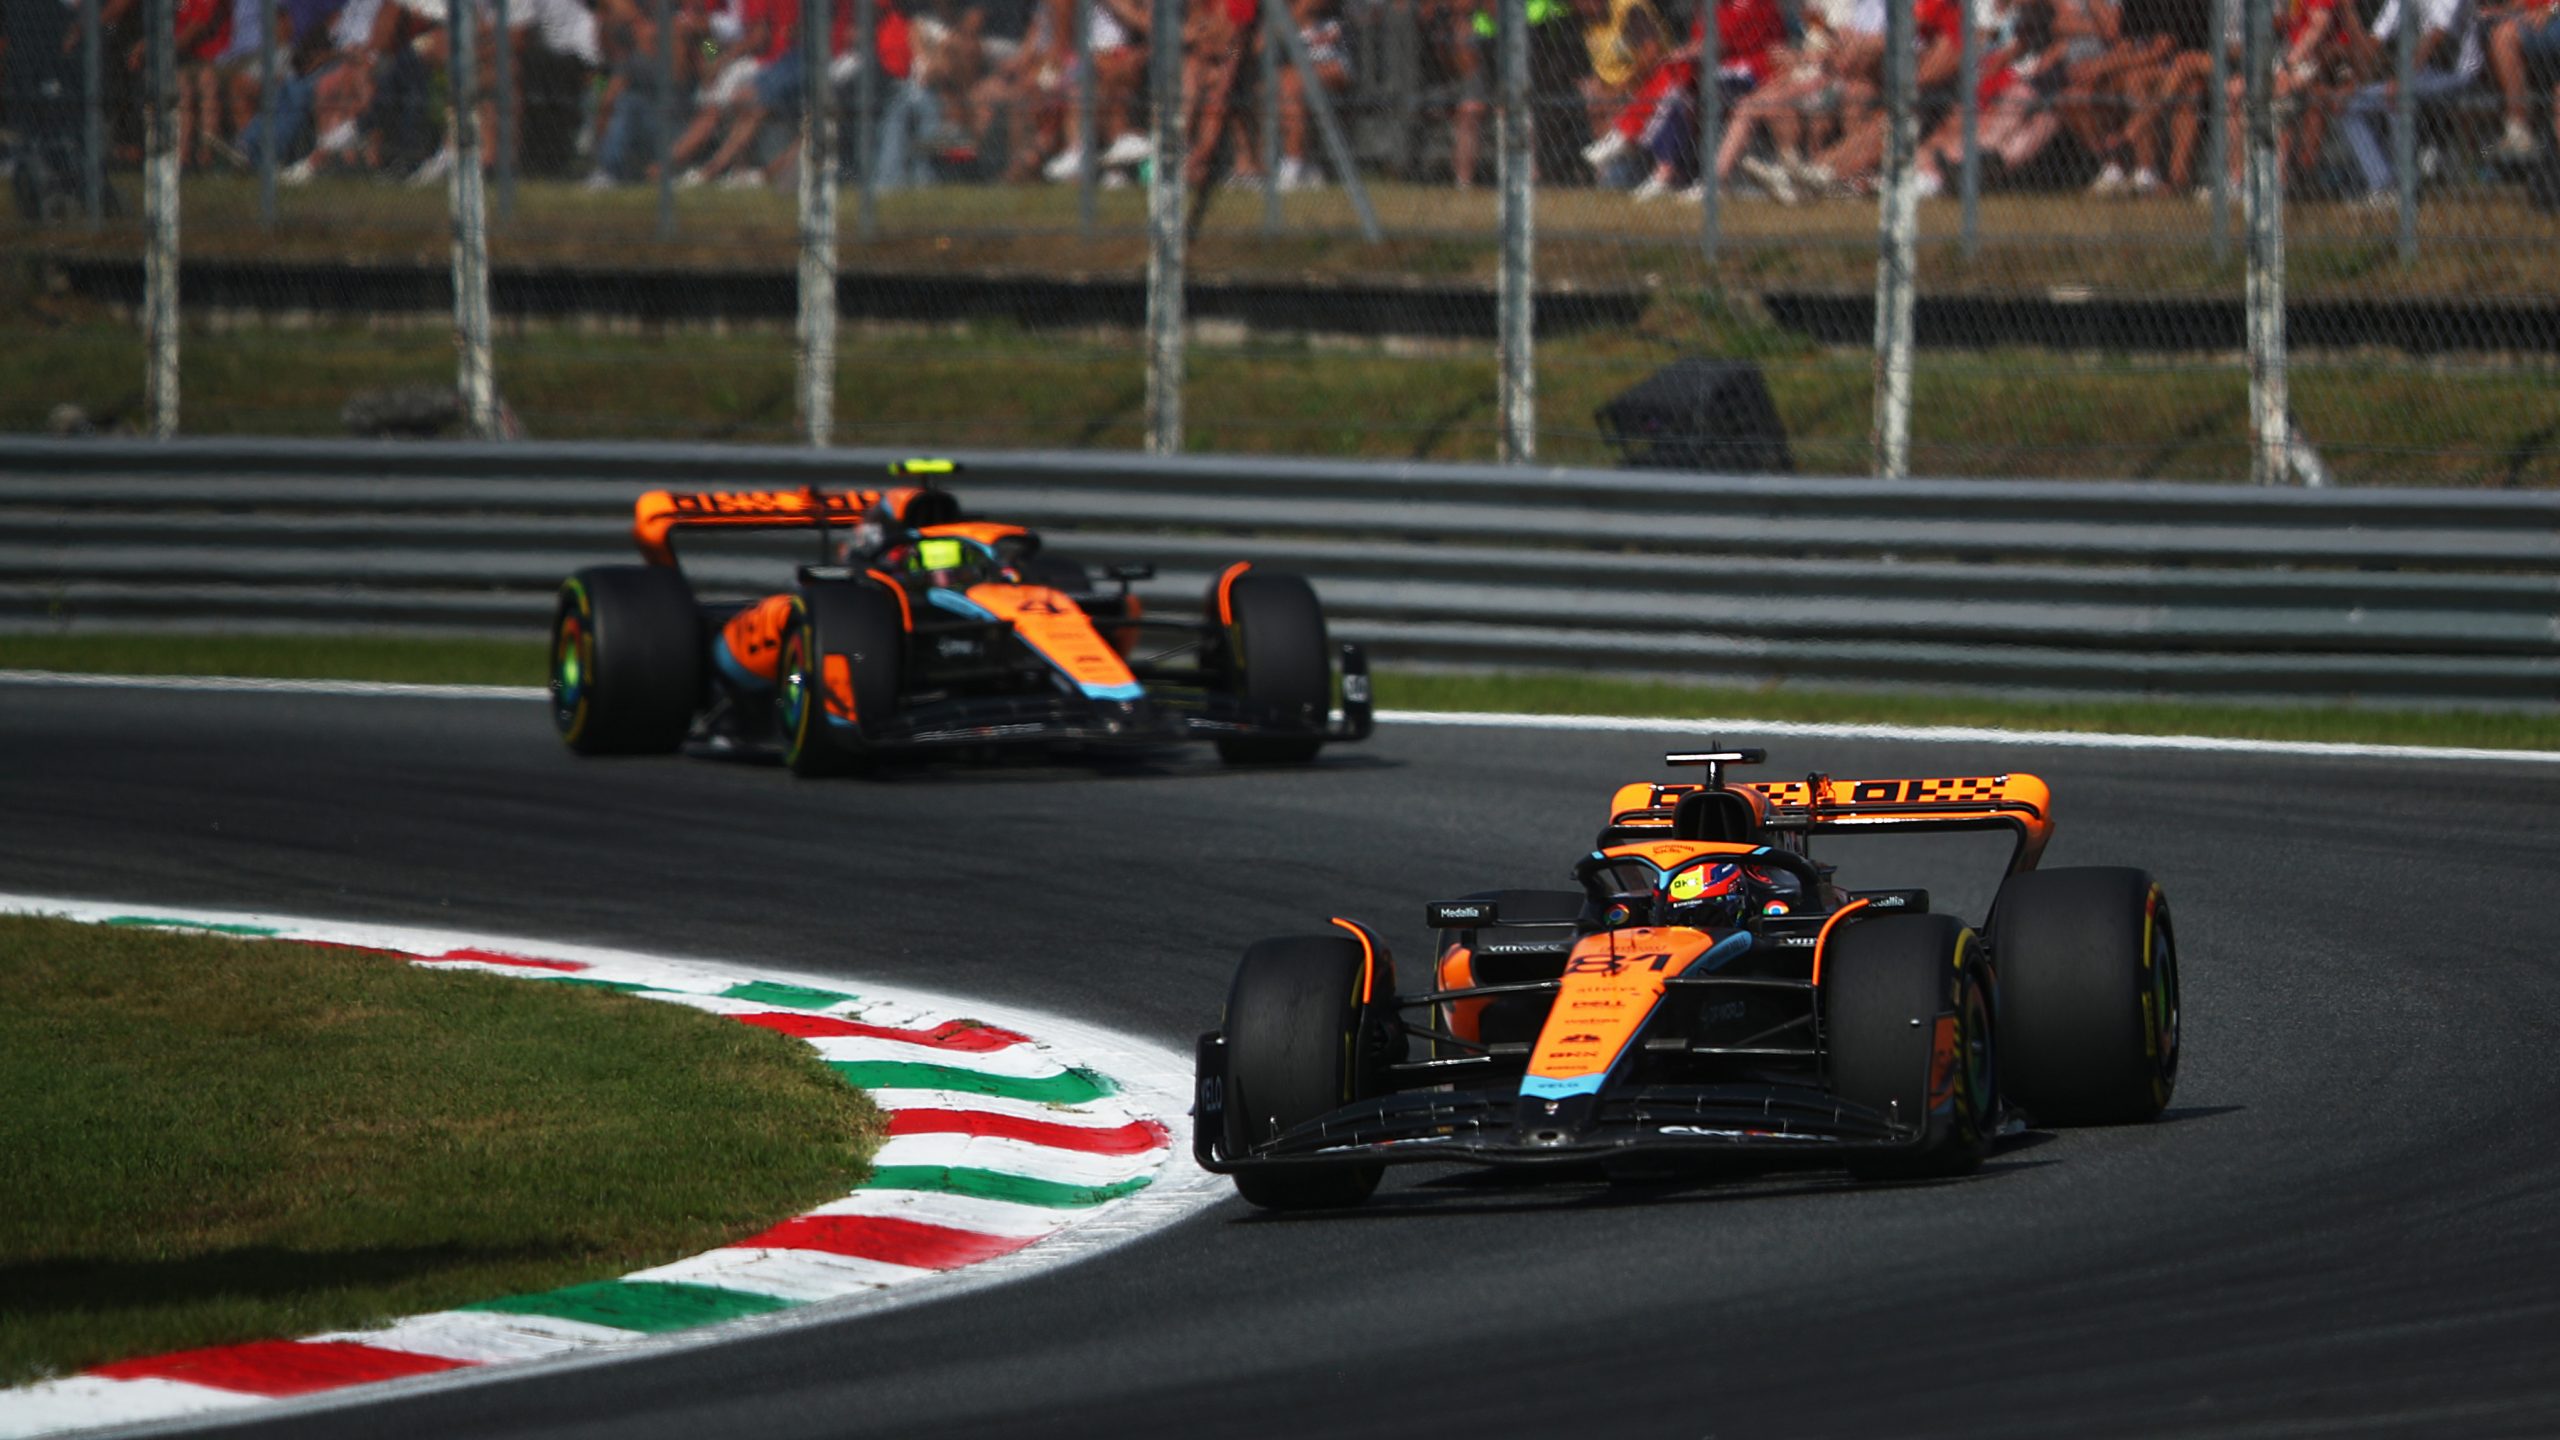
[799,0,839,446]
[82,0,105,226]
[1262,9,1283,233]
[1144,0,1185,454]
[1496,0,1534,462]
[1264,8,1380,238]
[2242,0,2286,485]
[1871,0,1916,479]
[1076,0,1099,234]
[492,0,516,221]
[2208,0,2229,263]
[1958,0,1978,259]
[654,0,675,239]
[145,0,179,438]
[1698,0,1719,261]
[256,0,278,229]
[2392,0,2415,262]
[449,0,498,438]
[856,0,878,240]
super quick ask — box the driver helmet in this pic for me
[886,534,999,587]
[1661,859,1800,928]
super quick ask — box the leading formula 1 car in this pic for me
[1195,747,2181,1209]
[550,460,1372,771]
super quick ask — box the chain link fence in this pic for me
[5,0,2556,481]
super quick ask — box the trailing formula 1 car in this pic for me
[550,460,1372,771]
[1195,747,2182,1209]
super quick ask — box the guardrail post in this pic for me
[1144,0,1185,454]
[145,0,179,438]
[1871,0,1917,479]
[1496,0,1534,463]
[798,0,839,446]
[449,0,498,439]
[2243,0,2286,486]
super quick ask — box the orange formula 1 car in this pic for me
[549,461,1371,771]
[1195,747,2181,1209]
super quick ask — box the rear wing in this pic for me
[631,478,959,567]
[1601,773,2054,873]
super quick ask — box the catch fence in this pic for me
[5,0,2556,482]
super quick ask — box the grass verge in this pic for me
[5,628,2554,752]
[0,915,882,1386]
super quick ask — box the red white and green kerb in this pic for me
[0,899,1211,1440]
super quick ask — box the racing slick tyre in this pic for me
[777,580,905,777]
[553,566,703,756]
[1823,914,1994,1182]
[1220,934,1396,1211]
[1208,569,1330,766]
[1988,866,2179,1126]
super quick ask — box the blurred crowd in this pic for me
[7,0,2560,205]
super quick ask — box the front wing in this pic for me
[1194,1036,1923,1174]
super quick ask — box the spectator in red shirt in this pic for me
[1579,0,1783,198]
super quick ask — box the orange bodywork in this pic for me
[1599,772,2055,872]
[1434,942,1485,1047]
[1523,927,1723,1094]
[864,570,915,630]
[962,584,1140,697]
[1213,562,1252,625]
[717,594,797,686]
[820,654,857,722]
[1808,898,1871,988]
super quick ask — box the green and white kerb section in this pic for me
[0,896,1221,1440]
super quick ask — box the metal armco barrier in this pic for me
[3,438,2555,705]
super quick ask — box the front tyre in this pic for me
[553,566,702,755]
[1221,933,1393,1210]
[777,581,905,777]
[1209,569,1331,766]
[1824,913,1995,1181]
[1989,866,2179,1125]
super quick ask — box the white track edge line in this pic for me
[0,895,1228,1440]
[1,669,2551,766]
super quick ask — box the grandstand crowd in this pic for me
[13,0,2560,206]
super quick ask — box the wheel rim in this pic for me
[551,611,590,738]
[2149,906,2181,1091]
[1962,974,1995,1128]
[778,627,810,752]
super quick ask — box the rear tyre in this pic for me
[1989,866,2179,1125]
[553,566,702,755]
[777,581,905,778]
[1209,570,1331,766]
[1221,934,1393,1210]
[1824,914,1994,1181]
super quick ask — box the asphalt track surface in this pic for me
[10,685,2560,1439]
